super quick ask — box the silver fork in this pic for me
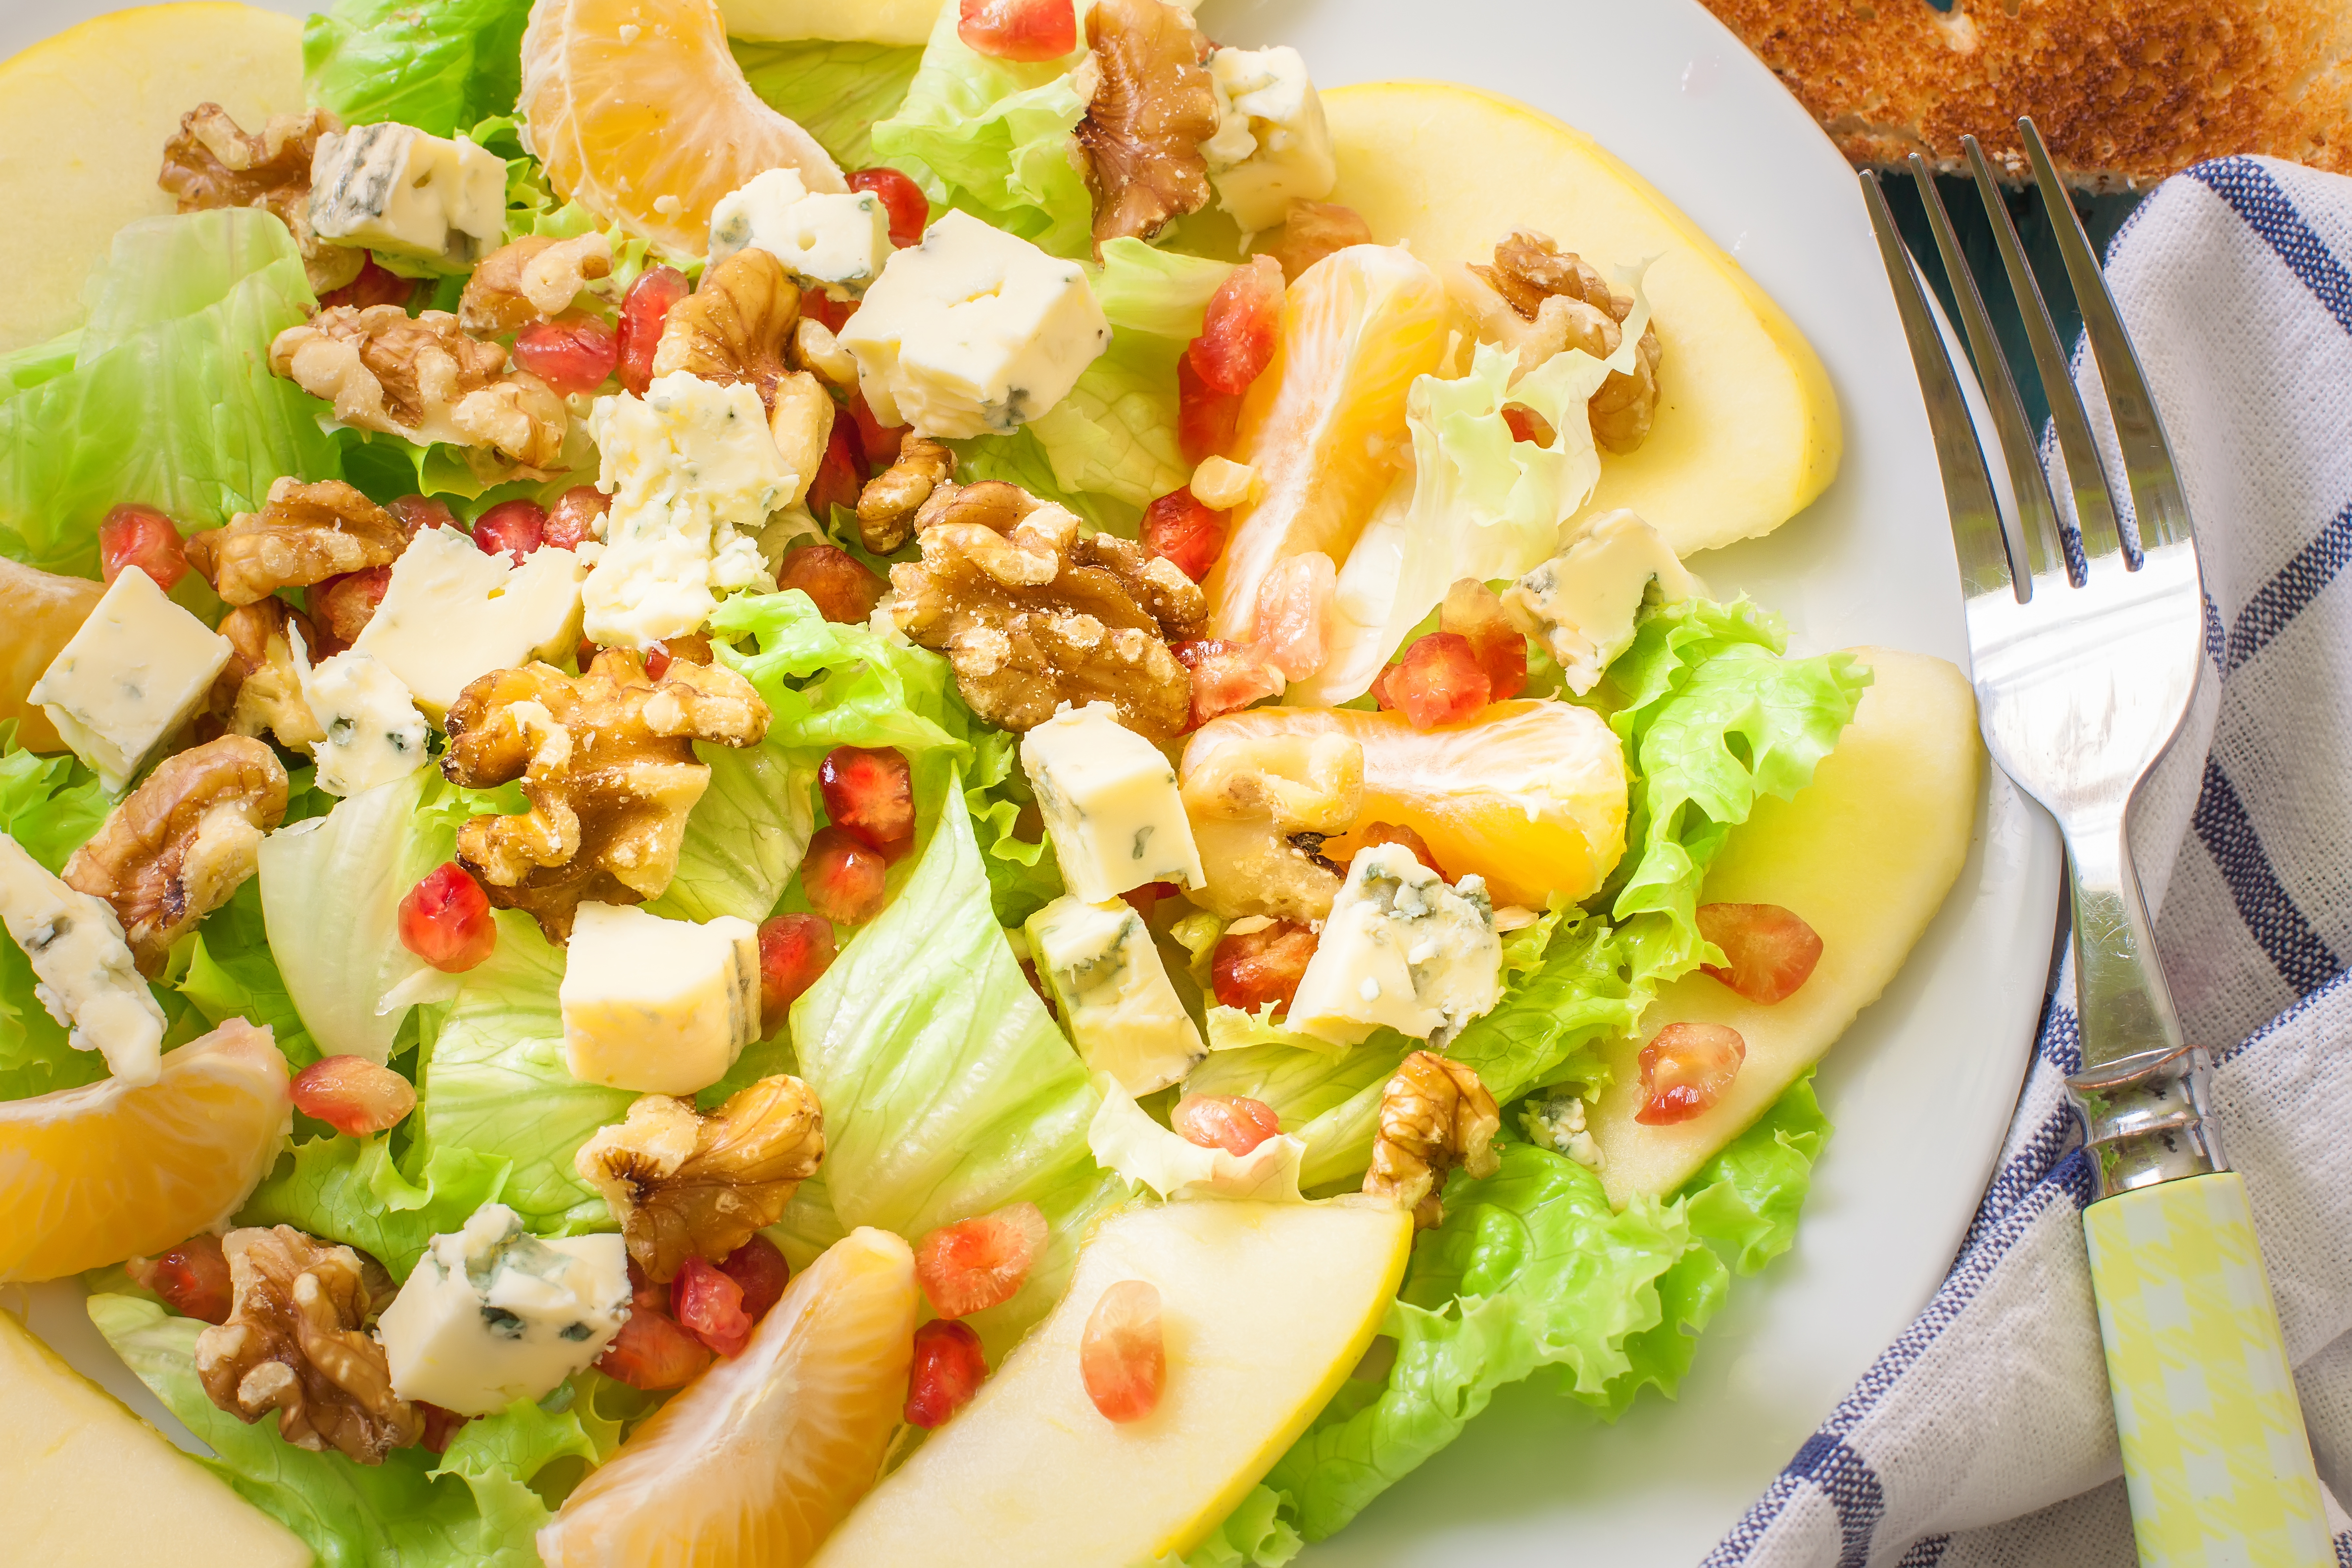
[1865,122,2330,1563]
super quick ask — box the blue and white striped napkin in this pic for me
[1707,155,2352,1568]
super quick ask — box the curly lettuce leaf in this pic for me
[1027,328,1193,511]
[711,588,969,759]
[178,876,321,1069]
[238,1133,514,1281]
[1170,1484,1303,1568]
[92,1292,598,1568]
[646,741,817,925]
[304,0,534,139]
[735,39,927,172]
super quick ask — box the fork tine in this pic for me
[1907,153,2065,591]
[1861,171,2018,603]
[1962,136,2125,577]
[2019,117,2195,552]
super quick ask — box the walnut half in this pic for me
[575,1076,826,1284]
[186,478,407,607]
[194,1226,419,1465]
[1075,0,1219,250]
[854,435,955,554]
[458,233,614,336]
[158,103,360,296]
[270,306,567,473]
[1362,1051,1500,1229]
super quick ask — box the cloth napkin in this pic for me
[1706,155,2352,1568]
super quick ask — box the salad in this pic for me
[0,0,1980,1563]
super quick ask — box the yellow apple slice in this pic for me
[812,1197,1413,1567]
[0,3,306,353]
[1320,80,1841,557]
[716,0,940,43]
[1591,646,1980,1205]
[0,1305,311,1566]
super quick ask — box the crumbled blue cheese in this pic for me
[1519,1090,1604,1171]
[1502,509,1700,695]
[350,526,585,717]
[28,567,232,795]
[308,122,506,267]
[1200,46,1337,233]
[708,167,894,293]
[836,210,1110,438]
[1019,702,1204,904]
[292,636,427,798]
[1026,895,1205,1095]
[1286,844,1503,1048]
[0,832,165,1085]
[581,373,793,648]
[378,1202,630,1417]
[560,901,761,1095]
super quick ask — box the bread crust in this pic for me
[1699,0,2352,188]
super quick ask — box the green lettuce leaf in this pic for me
[1172,1484,1303,1568]
[92,1292,598,1568]
[946,427,1141,534]
[710,588,968,760]
[238,1133,514,1281]
[1027,328,1192,511]
[178,876,320,1068]
[304,0,534,140]
[0,211,338,577]
[0,735,114,1098]
[735,39,927,172]
[1090,238,1233,340]
[868,0,1094,258]
[646,741,817,925]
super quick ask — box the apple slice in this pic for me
[812,1197,1412,1567]
[1319,80,1842,557]
[1590,647,1981,1205]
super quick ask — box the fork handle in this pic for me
[2084,1172,2330,1566]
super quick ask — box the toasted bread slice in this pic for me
[1700,0,2352,188]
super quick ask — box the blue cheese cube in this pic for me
[378,1202,630,1417]
[1019,702,1204,904]
[837,210,1110,438]
[560,902,760,1095]
[1502,509,1699,695]
[1027,895,1206,1095]
[1287,844,1503,1048]
[1200,46,1338,233]
[0,832,166,1085]
[708,168,894,294]
[308,122,507,267]
[350,525,585,717]
[29,567,232,794]
[293,640,428,798]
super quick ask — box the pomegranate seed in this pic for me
[672,1255,754,1356]
[914,1202,1049,1319]
[643,641,678,681]
[1171,638,1283,729]
[1188,254,1284,396]
[398,862,497,973]
[1254,550,1335,683]
[389,494,458,538]
[806,419,867,522]
[777,543,886,624]
[846,166,930,247]
[1354,821,1445,881]
[1697,904,1824,1004]
[801,290,858,335]
[319,254,419,312]
[470,499,547,564]
[616,266,690,396]
[1171,1094,1282,1156]
[1121,881,1180,918]
[1385,632,1489,730]
[1501,403,1556,446]
[417,1402,470,1454]
[1210,920,1318,1013]
[1141,488,1227,583]
[1176,355,1241,465]
[904,1318,988,1428]
[1437,578,1526,702]
[290,1055,417,1137]
[513,315,619,396]
[1263,200,1373,284]
[757,912,836,1033]
[844,389,903,473]
[100,505,189,591]
[800,826,889,924]
[1635,1022,1748,1126]
[309,566,392,649]
[126,1234,232,1324]
[543,485,609,551]
[595,1274,713,1390]
[957,0,1076,61]
[820,746,916,861]
[1079,1279,1165,1423]
[719,1234,791,1322]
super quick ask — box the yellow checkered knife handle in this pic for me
[2075,1045,2329,1567]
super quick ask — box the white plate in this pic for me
[4,1,2062,1562]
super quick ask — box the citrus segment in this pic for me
[1181,700,1629,909]
[520,0,846,256]
[0,558,104,753]
[538,1225,920,1568]
[0,1018,290,1282]
[1202,244,1447,641]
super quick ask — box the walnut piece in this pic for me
[1362,1051,1500,1229]
[213,599,326,752]
[270,305,568,472]
[1460,229,1662,455]
[855,435,956,554]
[652,248,834,507]
[441,649,772,941]
[458,233,615,335]
[158,103,360,295]
[1075,0,1219,250]
[575,1076,826,1284]
[186,478,407,606]
[63,736,289,976]
[890,485,1204,739]
[1262,198,1373,284]
[194,1226,420,1464]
